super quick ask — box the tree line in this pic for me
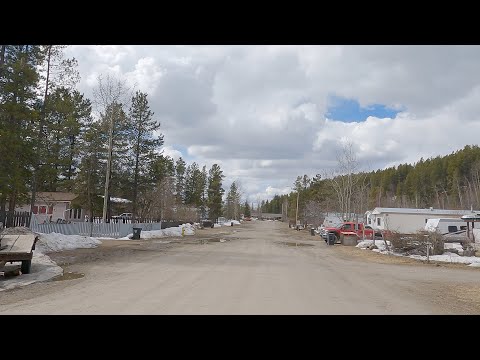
[0,45,227,222]
[260,144,480,225]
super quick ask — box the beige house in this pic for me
[15,192,83,223]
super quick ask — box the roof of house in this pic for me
[371,207,476,216]
[33,192,78,202]
[98,195,132,204]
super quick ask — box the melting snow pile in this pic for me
[356,240,391,252]
[118,223,196,240]
[409,253,480,266]
[444,242,464,255]
[36,232,102,253]
[357,238,480,266]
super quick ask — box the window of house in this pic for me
[460,226,467,230]
[377,218,381,226]
[448,226,458,233]
[39,206,47,214]
[48,205,53,214]
[368,218,371,224]
[33,206,38,214]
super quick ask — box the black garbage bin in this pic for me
[132,227,142,240]
[328,232,336,245]
[310,228,315,236]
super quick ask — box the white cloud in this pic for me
[160,146,183,161]
[65,45,480,202]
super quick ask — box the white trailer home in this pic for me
[365,207,476,234]
[425,218,467,234]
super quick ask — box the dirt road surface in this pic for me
[1,220,480,314]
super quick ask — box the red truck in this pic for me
[320,222,376,242]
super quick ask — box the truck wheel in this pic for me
[21,260,32,274]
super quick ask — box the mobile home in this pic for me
[425,218,467,235]
[365,207,476,234]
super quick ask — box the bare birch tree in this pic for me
[328,142,361,221]
[92,74,131,222]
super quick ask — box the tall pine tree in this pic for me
[127,91,163,219]
[207,164,225,222]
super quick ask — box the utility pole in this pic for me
[295,190,299,226]
[102,112,114,223]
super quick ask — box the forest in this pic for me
[260,144,480,225]
[0,45,227,222]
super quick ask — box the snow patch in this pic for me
[1,252,63,292]
[356,239,391,251]
[117,223,196,240]
[408,252,480,265]
[36,232,102,253]
[444,242,464,255]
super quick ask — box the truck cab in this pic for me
[321,221,375,241]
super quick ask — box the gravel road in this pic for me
[1,220,480,314]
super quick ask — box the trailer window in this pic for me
[448,226,458,233]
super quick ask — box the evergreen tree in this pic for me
[38,88,91,192]
[175,157,186,204]
[244,200,251,217]
[0,45,42,214]
[199,165,208,219]
[207,164,225,222]
[127,91,164,218]
[75,120,106,218]
[225,181,241,220]
[184,162,203,206]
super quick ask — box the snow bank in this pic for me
[1,231,104,291]
[1,252,63,292]
[36,232,102,253]
[409,252,480,265]
[357,239,480,266]
[444,242,464,255]
[117,223,196,240]
[356,239,391,251]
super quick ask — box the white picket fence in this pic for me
[30,215,161,238]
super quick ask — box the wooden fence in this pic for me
[29,215,171,238]
[0,211,31,228]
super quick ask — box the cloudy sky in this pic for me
[65,45,480,204]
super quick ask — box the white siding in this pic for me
[374,212,465,234]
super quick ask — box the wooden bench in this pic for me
[0,234,38,274]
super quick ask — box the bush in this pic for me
[384,231,404,250]
[386,230,444,256]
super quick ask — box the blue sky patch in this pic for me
[325,95,402,122]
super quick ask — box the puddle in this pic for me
[276,241,315,247]
[53,271,85,281]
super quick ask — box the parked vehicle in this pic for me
[320,221,376,242]
[112,213,132,220]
